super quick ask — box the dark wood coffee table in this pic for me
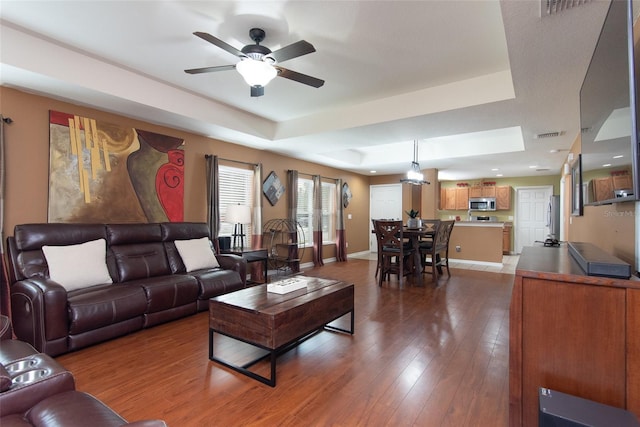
[208,276,354,386]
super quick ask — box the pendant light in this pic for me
[400,140,430,185]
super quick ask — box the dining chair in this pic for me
[373,219,415,286]
[419,220,455,282]
[371,219,384,278]
[420,219,440,235]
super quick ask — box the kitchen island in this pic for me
[448,221,508,264]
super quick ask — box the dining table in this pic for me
[402,226,436,276]
[371,221,438,279]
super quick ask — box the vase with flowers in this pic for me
[405,209,421,228]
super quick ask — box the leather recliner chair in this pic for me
[0,315,166,427]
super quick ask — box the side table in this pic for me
[221,248,268,284]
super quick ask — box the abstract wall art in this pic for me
[48,110,184,223]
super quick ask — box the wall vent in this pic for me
[542,0,591,16]
[536,131,565,139]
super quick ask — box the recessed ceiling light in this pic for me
[529,165,537,169]
[496,174,503,177]
[603,164,611,167]
[491,168,499,171]
[370,170,377,174]
[613,155,624,159]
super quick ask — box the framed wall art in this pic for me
[48,110,185,223]
[342,182,352,208]
[263,171,285,206]
[571,154,583,216]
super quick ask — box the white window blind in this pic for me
[322,182,336,243]
[296,178,336,244]
[219,165,254,246]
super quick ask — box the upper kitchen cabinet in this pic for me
[455,187,469,210]
[469,185,496,198]
[439,186,469,211]
[496,186,511,210]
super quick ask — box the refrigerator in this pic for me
[547,195,561,240]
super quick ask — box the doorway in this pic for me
[514,185,554,253]
[369,184,402,252]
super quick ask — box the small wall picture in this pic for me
[342,182,352,208]
[571,154,583,216]
[263,171,285,206]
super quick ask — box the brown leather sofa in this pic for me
[7,222,247,356]
[0,316,166,427]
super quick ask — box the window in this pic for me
[321,182,336,243]
[296,178,335,244]
[218,165,254,246]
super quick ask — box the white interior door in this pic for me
[369,184,402,252]
[514,186,553,253]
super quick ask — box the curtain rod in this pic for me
[205,154,257,167]
[289,170,338,181]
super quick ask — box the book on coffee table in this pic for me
[267,276,308,294]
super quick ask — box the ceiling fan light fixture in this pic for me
[236,58,277,87]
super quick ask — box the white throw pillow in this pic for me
[42,238,113,292]
[174,237,220,272]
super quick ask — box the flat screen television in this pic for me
[580,0,640,205]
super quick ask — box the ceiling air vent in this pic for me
[542,0,591,16]
[536,131,565,139]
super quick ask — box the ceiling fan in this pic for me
[185,28,324,97]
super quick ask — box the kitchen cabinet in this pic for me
[440,187,465,210]
[469,186,482,198]
[445,188,456,210]
[502,224,511,254]
[455,187,469,210]
[613,174,633,190]
[469,186,497,198]
[593,176,614,201]
[496,186,511,210]
[482,186,496,197]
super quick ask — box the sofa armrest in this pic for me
[216,254,247,286]
[0,353,75,417]
[0,316,11,341]
[10,278,68,354]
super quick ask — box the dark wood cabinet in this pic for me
[510,246,640,426]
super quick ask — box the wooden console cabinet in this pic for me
[510,246,640,426]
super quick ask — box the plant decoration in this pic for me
[405,209,420,218]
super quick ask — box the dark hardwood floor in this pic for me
[56,258,513,426]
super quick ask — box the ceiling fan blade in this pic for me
[184,64,236,74]
[193,31,245,58]
[268,40,316,63]
[275,67,324,88]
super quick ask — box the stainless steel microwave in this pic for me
[469,197,496,211]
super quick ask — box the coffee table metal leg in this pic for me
[208,309,353,387]
[209,328,277,387]
[323,309,355,335]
